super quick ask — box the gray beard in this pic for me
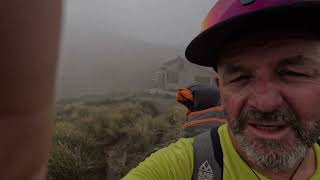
[235,132,307,171]
[228,108,320,171]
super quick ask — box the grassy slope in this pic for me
[49,94,185,180]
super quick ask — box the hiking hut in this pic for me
[153,56,217,90]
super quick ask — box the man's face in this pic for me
[217,35,320,171]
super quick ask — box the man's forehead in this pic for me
[223,55,316,73]
[217,32,320,73]
[222,31,319,51]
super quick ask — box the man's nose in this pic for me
[247,82,284,112]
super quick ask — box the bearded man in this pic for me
[123,0,320,179]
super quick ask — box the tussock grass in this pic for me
[48,121,105,180]
[48,142,103,180]
[125,114,164,152]
[49,95,184,180]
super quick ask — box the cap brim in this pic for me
[185,2,320,69]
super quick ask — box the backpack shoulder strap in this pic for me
[191,126,223,180]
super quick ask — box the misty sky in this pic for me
[57,0,218,98]
[63,0,216,47]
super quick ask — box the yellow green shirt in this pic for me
[122,124,320,180]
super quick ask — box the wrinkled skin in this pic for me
[216,33,320,179]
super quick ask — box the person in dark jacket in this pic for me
[176,85,225,137]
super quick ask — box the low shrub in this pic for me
[48,121,105,180]
[50,95,184,179]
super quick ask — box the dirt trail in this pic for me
[105,135,129,180]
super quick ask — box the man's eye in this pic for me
[229,75,250,83]
[279,70,309,77]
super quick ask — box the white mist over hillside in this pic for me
[56,0,216,98]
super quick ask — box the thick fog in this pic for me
[57,0,216,98]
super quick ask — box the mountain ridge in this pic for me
[57,31,183,98]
